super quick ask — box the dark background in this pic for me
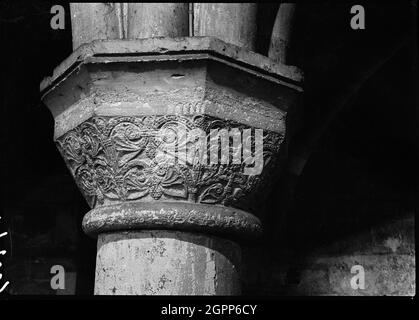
[1,1,417,295]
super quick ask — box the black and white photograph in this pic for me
[0,0,417,309]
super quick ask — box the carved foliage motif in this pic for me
[56,115,283,210]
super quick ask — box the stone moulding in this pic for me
[41,37,303,240]
[40,36,303,94]
[83,201,262,241]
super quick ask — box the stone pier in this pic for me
[41,4,303,295]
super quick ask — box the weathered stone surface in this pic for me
[297,254,415,296]
[41,37,303,295]
[269,4,297,64]
[193,4,257,50]
[240,216,415,296]
[70,4,190,50]
[127,3,189,39]
[70,3,122,50]
[95,230,241,295]
[46,60,292,138]
[41,37,302,233]
[83,201,262,241]
[40,37,303,93]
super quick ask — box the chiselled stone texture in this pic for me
[56,114,282,213]
[41,37,303,238]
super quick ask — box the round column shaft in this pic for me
[193,3,258,50]
[95,230,241,295]
[127,3,189,39]
[268,4,297,64]
[70,3,190,50]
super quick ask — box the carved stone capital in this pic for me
[41,37,303,240]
